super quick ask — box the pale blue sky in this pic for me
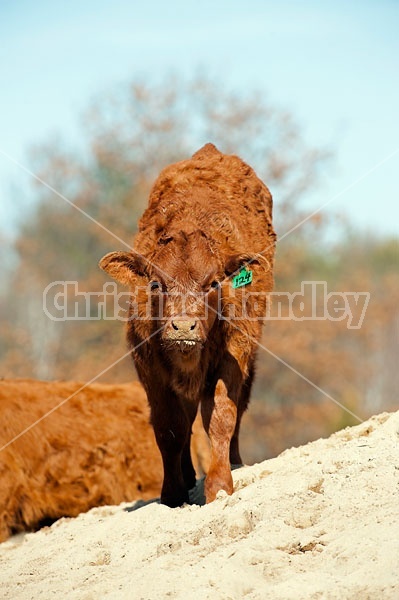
[0,0,398,239]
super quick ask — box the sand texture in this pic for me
[1,410,398,599]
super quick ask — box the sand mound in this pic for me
[1,410,398,599]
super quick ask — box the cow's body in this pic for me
[0,379,162,541]
[0,379,209,541]
[100,143,276,507]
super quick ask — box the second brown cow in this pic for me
[100,143,276,507]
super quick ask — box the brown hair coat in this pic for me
[100,143,276,506]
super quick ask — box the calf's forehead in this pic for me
[151,241,220,287]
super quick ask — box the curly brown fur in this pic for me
[100,143,276,507]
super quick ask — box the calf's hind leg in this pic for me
[180,401,198,491]
[229,363,254,465]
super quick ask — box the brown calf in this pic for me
[100,143,276,507]
[0,378,209,542]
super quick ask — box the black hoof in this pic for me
[160,487,189,508]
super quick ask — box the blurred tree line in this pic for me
[0,76,397,461]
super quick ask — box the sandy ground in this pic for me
[0,410,398,600]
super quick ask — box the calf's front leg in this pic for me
[201,379,237,503]
[150,393,191,508]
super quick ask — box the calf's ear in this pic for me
[99,251,146,285]
[224,253,260,277]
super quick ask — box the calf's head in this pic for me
[99,229,257,366]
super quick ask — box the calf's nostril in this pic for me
[190,322,196,330]
[171,321,179,331]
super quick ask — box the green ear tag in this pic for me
[232,268,253,289]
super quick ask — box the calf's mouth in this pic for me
[173,339,203,354]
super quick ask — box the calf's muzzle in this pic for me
[165,316,202,342]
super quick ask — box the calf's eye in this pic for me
[210,280,220,290]
[150,281,162,292]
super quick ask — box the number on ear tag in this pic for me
[232,268,253,289]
